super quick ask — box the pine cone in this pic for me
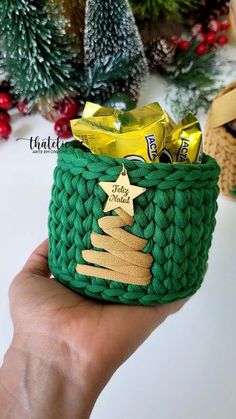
[115,78,140,102]
[146,37,176,71]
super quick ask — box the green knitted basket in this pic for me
[48,141,220,306]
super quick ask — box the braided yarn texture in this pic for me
[48,142,220,306]
[205,82,236,199]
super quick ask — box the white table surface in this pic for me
[0,48,236,419]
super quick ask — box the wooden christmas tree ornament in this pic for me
[76,165,152,286]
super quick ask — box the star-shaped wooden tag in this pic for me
[99,165,146,216]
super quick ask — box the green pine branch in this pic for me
[130,0,198,20]
[163,41,218,88]
[162,41,221,118]
[165,84,219,120]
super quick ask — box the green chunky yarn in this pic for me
[48,141,220,306]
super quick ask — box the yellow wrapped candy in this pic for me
[162,113,203,164]
[71,102,174,163]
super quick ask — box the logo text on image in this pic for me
[16,136,66,153]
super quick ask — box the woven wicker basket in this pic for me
[205,81,236,199]
[48,141,220,306]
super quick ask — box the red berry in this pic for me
[0,92,13,110]
[204,32,216,45]
[217,35,229,46]
[57,98,79,119]
[17,100,31,116]
[192,23,203,36]
[54,118,72,139]
[0,120,12,140]
[208,19,221,33]
[0,111,10,123]
[179,40,190,51]
[221,20,230,31]
[196,42,207,55]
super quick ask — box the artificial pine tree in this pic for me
[0,0,78,111]
[84,0,148,100]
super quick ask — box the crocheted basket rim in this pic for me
[58,140,218,174]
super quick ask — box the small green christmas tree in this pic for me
[84,0,148,100]
[0,0,78,110]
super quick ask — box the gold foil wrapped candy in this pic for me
[163,113,203,164]
[71,102,174,163]
[71,102,202,164]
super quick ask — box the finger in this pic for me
[22,239,50,277]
